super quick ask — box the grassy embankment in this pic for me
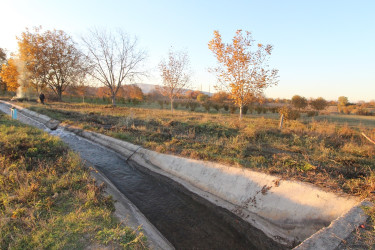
[0,112,147,249]
[17,101,375,246]
[23,102,375,195]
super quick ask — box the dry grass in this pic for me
[0,113,147,249]
[21,102,375,196]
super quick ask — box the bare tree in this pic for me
[159,49,191,112]
[82,29,146,106]
[42,30,89,101]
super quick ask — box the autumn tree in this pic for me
[185,90,201,100]
[41,30,88,101]
[208,30,278,119]
[211,91,230,103]
[0,58,19,92]
[17,27,47,94]
[338,96,349,107]
[96,86,111,98]
[82,29,146,106]
[17,27,89,100]
[0,48,7,91]
[291,95,308,110]
[197,93,209,103]
[120,84,144,101]
[159,49,191,112]
[310,97,328,111]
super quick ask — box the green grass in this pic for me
[0,113,147,249]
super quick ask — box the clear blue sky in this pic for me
[1,0,375,101]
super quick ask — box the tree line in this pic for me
[0,27,280,119]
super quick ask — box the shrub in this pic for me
[213,103,221,112]
[242,106,249,115]
[255,106,262,114]
[307,111,318,117]
[202,102,211,112]
[278,106,300,120]
[223,104,229,112]
[189,102,199,111]
[197,94,209,103]
[173,101,179,109]
[291,95,308,110]
[310,97,328,111]
[229,105,237,114]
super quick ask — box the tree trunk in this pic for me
[239,105,243,120]
[170,98,174,113]
[111,95,116,106]
[57,87,63,102]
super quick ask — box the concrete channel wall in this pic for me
[1,101,371,249]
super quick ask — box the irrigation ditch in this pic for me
[0,100,372,249]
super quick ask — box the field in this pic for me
[18,101,374,195]
[0,113,147,249]
[6,100,375,247]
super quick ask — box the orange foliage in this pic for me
[119,84,144,100]
[96,86,111,98]
[17,27,87,100]
[17,26,47,93]
[185,90,201,100]
[208,30,279,118]
[0,58,19,92]
[210,91,230,103]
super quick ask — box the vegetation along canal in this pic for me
[0,104,284,249]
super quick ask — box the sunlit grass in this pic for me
[0,113,147,249]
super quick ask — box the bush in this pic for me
[310,97,328,111]
[131,98,141,105]
[173,101,179,109]
[223,104,229,112]
[278,106,300,120]
[353,108,373,116]
[291,95,308,110]
[270,107,278,113]
[229,105,237,114]
[242,106,249,115]
[307,111,318,117]
[213,103,221,112]
[189,102,199,111]
[197,94,209,103]
[202,101,211,112]
[255,106,262,114]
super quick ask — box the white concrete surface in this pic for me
[294,200,373,250]
[129,147,359,245]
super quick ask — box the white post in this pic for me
[279,114,284,129]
